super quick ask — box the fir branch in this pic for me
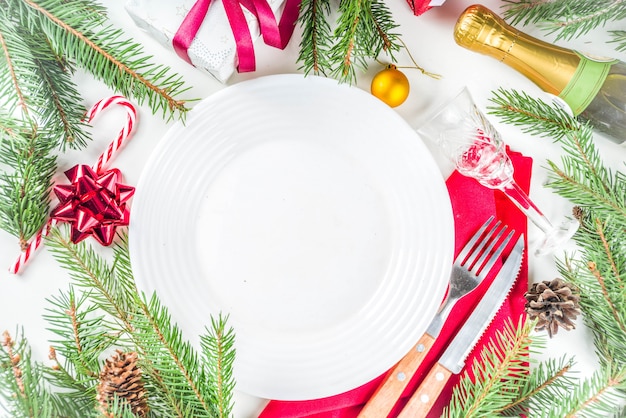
[133,292,216,417]
[0,115,56,248]
[501,0,626,44]
[44,287,120,382]
[487,88,583,141]
[329,0,365,82]
[297,0,333,76]
[0,4,88,149]
[298,0,432,83]
[200,315,236,418]
[443,318,535,417]
[13,0,190,119]
[489,86,626,413]
[487,88,626,228]
[503,355,576,416]
[541,366,626,417]
[45,346,99,418]
[609,30,626,52]
[368,0,399,57]
[546,128,626,231]
[45,229,236,417]
[45,227,132,324]
[0,329,56,418]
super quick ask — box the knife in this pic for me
[396,234,524,418]
[357,217,511,418]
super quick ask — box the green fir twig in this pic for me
[501,0,626,46]
[12,0,190,120]
[0,115,56,249]
[488,88,583,141]
[0,329,56,417]
[488,87,626,415]
[38,228,236,417]
[609,30,626,52]
[298,0,402,83]
[297,0,333,77]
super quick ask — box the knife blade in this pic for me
[396,234,524,418]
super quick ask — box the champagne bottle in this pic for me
[454,4,626,145]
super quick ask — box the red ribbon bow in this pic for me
[406,0,433,15]
[173,0,301,73]
[50,164,135,246]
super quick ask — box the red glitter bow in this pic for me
[50,164,135,246]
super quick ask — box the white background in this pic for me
[1,0,625,416]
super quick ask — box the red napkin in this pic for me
[260,148,531,418]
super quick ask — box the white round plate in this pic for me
[129,74,454,401]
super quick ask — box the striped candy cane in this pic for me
[88,96,137,174]
[9,96,137,274]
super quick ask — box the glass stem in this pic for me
[499,180,554,233]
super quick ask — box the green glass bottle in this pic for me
[454,4,626,145]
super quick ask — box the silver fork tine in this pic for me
[462,219,503,269]
[469,223,512,276]
[454,215,496,265]
[475,229,515,280]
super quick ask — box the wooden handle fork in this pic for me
[396,362,453,418]
[358,333,436,418]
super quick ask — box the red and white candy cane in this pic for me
[9,96,137,274]
[88,96,137,174]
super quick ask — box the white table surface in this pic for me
[1,1,625,416]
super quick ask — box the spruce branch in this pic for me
[42,228,236,417]
[12,0,190,119]
[297,0,333,76]
[488,88,583,141]
[0,3,88,149]
[201,315,236,418]
[609,30,626,51]
[541,366,626,418]
[0,115,56,248]
[501,0,626,47]
[443,318,536,417]
[488,88,625,228]
[298,0,402,84]
[0,329,57,418]
[489,87,626,414]
[546,128,626,231]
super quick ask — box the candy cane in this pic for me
[9,96,137,274]
[88,96,137,174]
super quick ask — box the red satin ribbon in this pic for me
[173,0,301,72]
[407,0,432,15]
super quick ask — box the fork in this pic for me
[357,216,514,418]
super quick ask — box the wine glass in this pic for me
[417,87,578,256]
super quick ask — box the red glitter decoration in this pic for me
[50,164,135,245]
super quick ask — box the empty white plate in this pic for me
[129,74,454,400]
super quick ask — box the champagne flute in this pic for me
[417,87,578,256]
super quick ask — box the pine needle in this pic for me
[501,0,626,44]
[299,0,401,84]
[41,229,237,417]
[488,87,626,414]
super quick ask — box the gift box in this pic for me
[125,0,293,83]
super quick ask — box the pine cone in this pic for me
[524,278,581,338]
[97,350,149,417]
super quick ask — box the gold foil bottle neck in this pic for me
[454,4,517,62]
[453,4,580,95]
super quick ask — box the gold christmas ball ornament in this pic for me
[370,64,410,107]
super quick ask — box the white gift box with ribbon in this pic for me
[125,0,285,83]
